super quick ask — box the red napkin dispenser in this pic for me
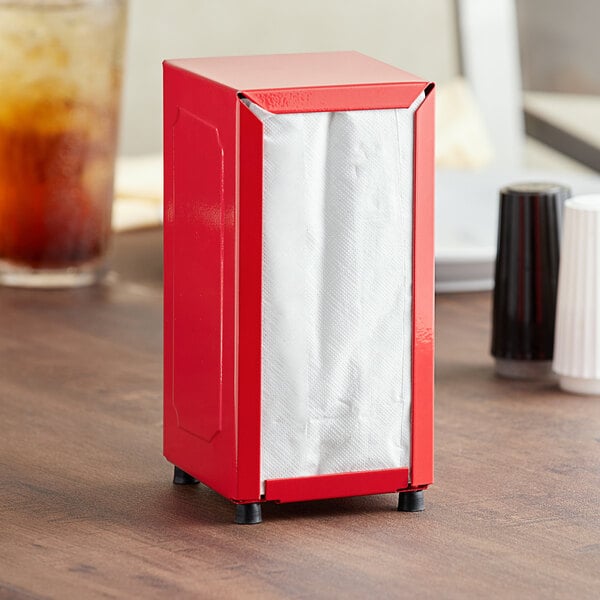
[163,52,434,523]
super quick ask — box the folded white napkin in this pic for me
[112,154,163,231]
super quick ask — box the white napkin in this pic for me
[112,154,163,231]
[245,94,424,484]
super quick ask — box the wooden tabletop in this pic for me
[1,230,598,599]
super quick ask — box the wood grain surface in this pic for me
[1,230,599,599]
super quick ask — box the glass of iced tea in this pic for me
[0,0,127,287]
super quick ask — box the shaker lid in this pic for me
[500,182,570,199]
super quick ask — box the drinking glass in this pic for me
[0,0,127,287]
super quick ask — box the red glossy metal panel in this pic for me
[242,82,427,114]
[265,469,410,504]
[171,108,224,442]
[167,51,423,93]
[163,64,239,499]
[235,102,264,502]
[410,84,436,488]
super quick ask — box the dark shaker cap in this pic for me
[491,182,570,361]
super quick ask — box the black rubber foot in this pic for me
[173,466,199,485]
[234,503,262,525]
[397,490,425,512]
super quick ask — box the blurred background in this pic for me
[119,0,600,156]
[120,0,459,155]
[115,0,600,291]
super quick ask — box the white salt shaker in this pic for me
[553,194,600,395]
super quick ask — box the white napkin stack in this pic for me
[245,95,424,484]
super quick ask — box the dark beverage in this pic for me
[0,98,117,268]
